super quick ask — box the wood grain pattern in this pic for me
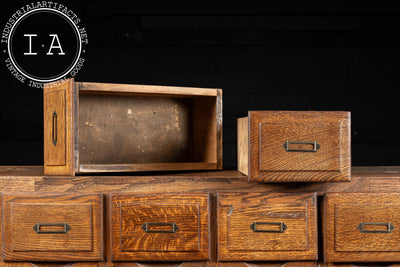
[324,192,400,262]
[2,193,103,261]
[0,263,103,267]
[44,79,222,175]
[79,81,220,97]
[0,167,397,195]
[237,117,249,176]
[31,171,367,195]
[1,167,400,264]
[78,82,222,173]
[44,79,75,176]
[2,165,399,178]
[78,162,218,173]
[218,263,318,267]
[321,264,400,266]
[11,204,93,252]
[110,193,210,261]
[259,121,340,171]
[217,192,317,261]
[246,111,350,182]
[0,264,103,267]
[110,262,210,267]
[192,94,221,166]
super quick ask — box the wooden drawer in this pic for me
[0,264,103,267]
[110,193,210,261]
[1,193,103,262]
[111,263,209,267]
[218,263,318,267]
[237,111,350,182]
[44,78,222,176]
[324,192,400,262]
[217,192,317,261]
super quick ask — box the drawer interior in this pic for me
[77,88,218,171]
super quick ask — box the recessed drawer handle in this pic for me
[52,111,57,146]
[283,141,320,152]
[358,222,394,233]
[250,222,287,233]
[141,222,179,233]
[33,223,70,234]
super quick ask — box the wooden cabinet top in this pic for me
[1,166,400,194]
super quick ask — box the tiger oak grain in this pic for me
[217,192,318,261]
[238,111,350,182]
[110,193,210,261]
[2,193,103,262]
[324,192,400,262]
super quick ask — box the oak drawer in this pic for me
[237,111,350,182]
[1,193,103,261]
[324,192,400,262]
[217,192,318,261]
[110,193,210,261]
[44,78,222,176]
[218,263,318,267]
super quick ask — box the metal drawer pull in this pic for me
[358,222,394,233]
[33,223,70,234]
[52,111,57,146]
[250,222,287,233]
[283,141,320,152]
[141,222,179,233]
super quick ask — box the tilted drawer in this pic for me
[217,192,317,261]
[324,192,400,262]
[110,193,210,261]
[44,78,222,176]
[1,193,103,261]
[237,111,350,182]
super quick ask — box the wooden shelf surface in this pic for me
[0,166,400,194]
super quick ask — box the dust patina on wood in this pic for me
[43,79,222,176]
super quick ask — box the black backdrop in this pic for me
[1,3,400,167]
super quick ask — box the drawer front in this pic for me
[324,193,400,262]
[217,192,317,261]
[259,121,340,171]
[44,89,66,166]
[249,111,350,182]
[43,79,75,176]
[2,193,103,261]
[111,193,210,261]
[219,263,319,267]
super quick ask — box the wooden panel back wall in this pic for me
[1,7,400,167]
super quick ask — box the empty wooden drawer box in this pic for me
[44,78,222,175]
[217,192,318,261]
[110,193,210,261]
[324,192,400,262]
[1,193,103,261]
[237,111,351,182]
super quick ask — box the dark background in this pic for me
[1,3,400,168]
